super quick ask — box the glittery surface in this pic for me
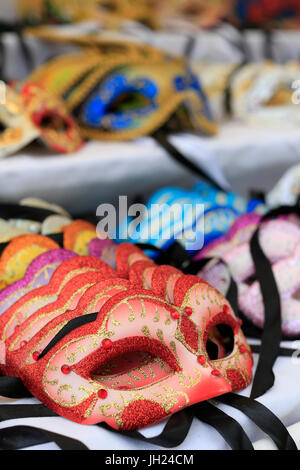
[195,213,262,260]
[129,260,155,287]
[121,400,167,431]
[0,234,59,285]
[0,255,111,343]
[0,249,76,315]
[1,241,252,430]
[63,220,97,255]
[88,238,117,269]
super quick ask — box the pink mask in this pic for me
[196,213,300,337]
[1,244,252,430]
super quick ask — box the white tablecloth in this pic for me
[0,346,299,450]
[1,121,300,215]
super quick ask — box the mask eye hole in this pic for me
[91,350,175,391]
[107,92,151,114]
[0,122,7,133]
[293,288,300,301]
[99,1,117,12]
[39,114,69,133]
[206,324,234,360]
[243,273,257,286]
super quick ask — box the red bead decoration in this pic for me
[32,351,40,361]
[185,307,193,316]
[20,340,27,348]
[223,304,229,313]
[197,355,206,365]
[234,318,243,334]
[102,338,113,349]
[171,310,180,320]
[211,369,221,377]
[61,364,71,375]
[239,345,246,354]
[98,389,108,399]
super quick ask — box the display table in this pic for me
[0,121,299,215]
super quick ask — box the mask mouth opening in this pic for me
[206,324,235,360]
[0,122,7,133]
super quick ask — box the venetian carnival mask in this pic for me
[0,241,252,429]
[196,212,300,337]
[26,42,217,141]
[0,208,109,290]
[0,198,72,243]
[118,183,265,253]
[230,62,300,127]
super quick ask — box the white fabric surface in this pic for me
[0,121,300,215]
[0,347,299,450]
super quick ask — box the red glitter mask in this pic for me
[1,245,252,430]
